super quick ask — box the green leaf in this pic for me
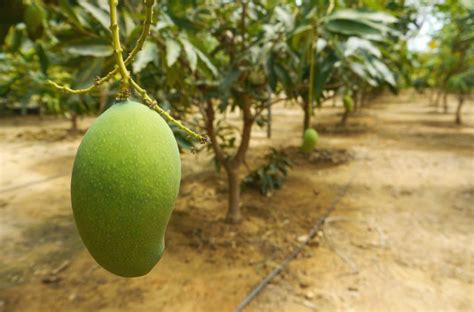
[132,41,158,73]
[314,52,338,103]
[78,0,110,30]
[195,48,218,77]
[72,57,105,89]
[65,39,114,57]
[35,43,49,76]
[344,37,381,58]
[219,69,240,94]
[328,9,397,24]
[371,58,396,87]
[274,7,293,29]
[324,19,383,40]
[180,37,197,72]
[165,38,181,67]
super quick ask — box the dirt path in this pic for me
[249,95,474,311]
[0,93,473,311]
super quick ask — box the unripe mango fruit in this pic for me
[301,128,319,153]
[343,95,354,113]
[71,100,181,277]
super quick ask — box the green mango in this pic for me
[301,128,319,153]
[71,101,181,277]
[343,95,354,113]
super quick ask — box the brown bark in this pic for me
[455,95,464,125]
[340,110,349,126]
[225,165,241,223]
[303,98,311,131]
[353,90,359,111]
[70,111,78,132]
[205,96,254,224]
[443,92,449,113]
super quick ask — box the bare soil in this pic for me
[0,92,473,312]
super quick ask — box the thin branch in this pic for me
[240,0,247,52]
[205,100,227,164]
[109,0,130,94]
[130,78,209,144]
[48,0,155,94]
[233,96,253,165]
[254,96,289,118]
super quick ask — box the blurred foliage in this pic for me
[242,148,293,196]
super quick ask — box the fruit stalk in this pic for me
[109,0,130,95]
[47,0,156,94]
[130,78,209,144]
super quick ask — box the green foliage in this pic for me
[419,3,474,97]
[24,0,47,41]
[71,100,181,277]
[242,148,293,196]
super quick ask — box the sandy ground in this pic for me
[0,92,473,311]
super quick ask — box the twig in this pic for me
[48,0,155,94]
[130,78,209,144]
[109,0,130,95]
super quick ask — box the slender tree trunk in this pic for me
[429,89,435,105]
[205,97,254,224]
[225,165,241,223]
[340,110,349,125]
[70,111,78,132]
[303,98,311,131]
[359,87,365,108]
[443,92,449,113]
[332,94,337,107]
[455,95,464,125]
[434,89,442,109]
[267,103,272,138]
[353,90,359,111]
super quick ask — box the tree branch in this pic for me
[205,100,227,164]
[130,78,208,143]
[233,95,253,165]
[48,0,155,94]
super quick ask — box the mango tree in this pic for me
[269,2,401,134]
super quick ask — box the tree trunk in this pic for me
[359,87,366,108]
[434,90,442,109]
[303,98,311,131]
[225,165,241,223]
[205,96,254,224]
[70,111,78,132]
[267,103,272,139]
[443,92,449,113]
[340,110,349,126]
[266,85,272,138]
[332,94,337,107]
[455,95,464,125]
[353,90,359,111]
[429,89,435,105]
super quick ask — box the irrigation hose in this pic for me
[234,168,357,312]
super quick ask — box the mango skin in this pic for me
[301,128,319,153]
[343,95,354,113]
[71,100,181,277]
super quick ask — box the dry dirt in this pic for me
[0,92,473,312]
